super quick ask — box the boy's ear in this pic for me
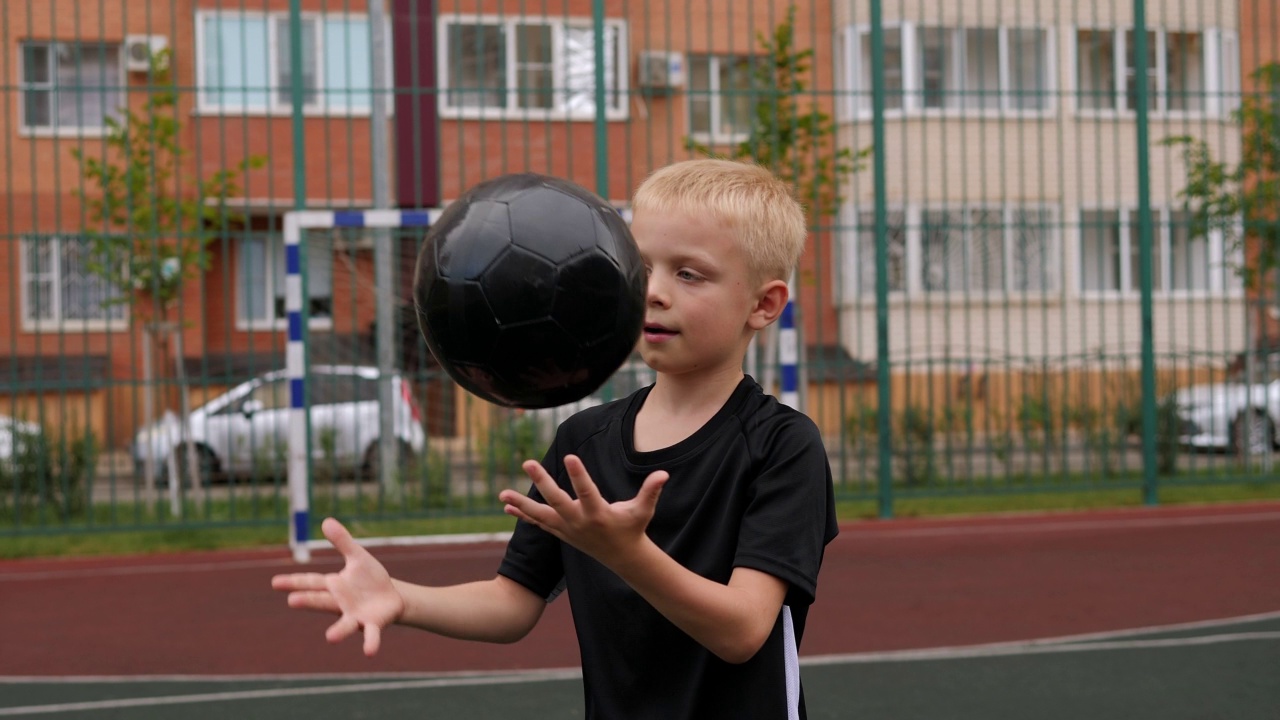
[748,279,789,331]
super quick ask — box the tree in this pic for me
[685,3,868,223]
[1165,63,1280,319]
[72,48,263,506]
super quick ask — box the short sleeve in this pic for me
[732,413,837,606]
[495,442,566,601]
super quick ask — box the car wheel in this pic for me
[362,440,416,480]
[166,444,221,487]
[1230,412,1275,456]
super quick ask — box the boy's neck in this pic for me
[647,365,744,416]
[633,367,744,453]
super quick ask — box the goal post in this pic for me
[283,209,439,563]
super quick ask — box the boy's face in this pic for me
[630,208,769,378]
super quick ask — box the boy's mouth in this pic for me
[643,323,678,340]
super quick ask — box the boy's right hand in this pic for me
[270,517,405,657]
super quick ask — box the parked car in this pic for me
[1174,352,1280,454]
[0,414,42,466]
[133,365,426,482]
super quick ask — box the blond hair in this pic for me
[631,159,807,283]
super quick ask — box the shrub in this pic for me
[0,427,97,524]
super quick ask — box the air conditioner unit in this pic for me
[638,50,686,91]
[124,35,168,73]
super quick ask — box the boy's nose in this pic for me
[646,276,669,307]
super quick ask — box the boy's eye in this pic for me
[677,269,700,281]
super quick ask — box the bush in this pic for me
[0,427,97,524]
[482,413,550,480]
[895,406,937,486]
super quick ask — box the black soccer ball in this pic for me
[413,173,646,409]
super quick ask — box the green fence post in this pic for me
[593,0,609,200]
[869,0,893,519]
[1133,0,1159,506]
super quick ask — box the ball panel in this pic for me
[554,251,630,346]
[488,320,591,408]
[436,199,513,281]
[507,187,598,265]
[420,278,501,366]
[479,246,557,325]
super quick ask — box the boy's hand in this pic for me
[500,455,668,569]
[270,517,405,657]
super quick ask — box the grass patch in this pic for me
[2,481,1277,560]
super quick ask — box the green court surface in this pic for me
[3,614,1276,720]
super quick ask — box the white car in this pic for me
[133,365,426,482]
[1174,352,1280,454]
[0,414,42,465]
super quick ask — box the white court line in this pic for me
[2,631,1277,716]
[0,669,583,717]
[799,631,1280,666]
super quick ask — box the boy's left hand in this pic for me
[499,455,668,569]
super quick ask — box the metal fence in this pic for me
[2,0,1278,540]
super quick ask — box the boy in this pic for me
[272,159,839,719]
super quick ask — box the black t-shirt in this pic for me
[498,376,839,720]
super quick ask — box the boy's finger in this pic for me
[326,614,359,644]
[520,460,572,509]
[363,624,382,657]
[502,492,560,530]
[322,517,361,558]
[288,591,340,613]
[634,471,669,511]
[272,573,326,591]
[562,455,602,506]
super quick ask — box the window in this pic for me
[237,232,332,329]
[20,41,123,133]
[1078,208,1240,294]
[848,26,903,114]
[197,11,386,114]
[844,208,908,298]
[688,55,758,144]
[311,375,379,405]
[845,24,1051,115]
[439,16,627,119]
[1074,28,1236,115]
[841,205,1057,298]
[21,236,127,327]
[255,380,292,411]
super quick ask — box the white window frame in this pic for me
[686,53,759,146]
[842,23,1055,119]
[838,203,1061,300]
[1070,26,1238,119]
[1074,206,1241,298]
[235,232,334,332]
[437,14,629,121]
[19,235,129,332]
[194,10,393,117]
[18,40,125,137]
